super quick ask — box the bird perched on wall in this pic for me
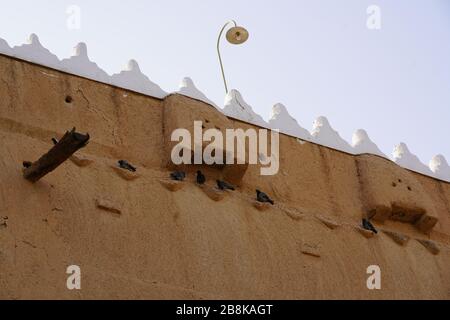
[170,171,186,181]
[22,161,32,168]
[256,189,274,205]
[118,160,137,172]
[362,218,378,234]
[217,180,235,191]
[196,170,206,185]
[51,138,59,145]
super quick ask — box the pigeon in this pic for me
[118,160,136,172]
[362,218,378,234]
[196,170,206,185]
[22,161,32,168]
[217,180,235,191]
[256,189,274,205]
[170,171,186,181]
[51,138,59,145]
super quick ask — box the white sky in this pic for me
[0,0,449,163]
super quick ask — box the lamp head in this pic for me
[226,26,249,45]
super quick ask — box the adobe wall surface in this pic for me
[0,54,449,299]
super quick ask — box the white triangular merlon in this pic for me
[393,143,433,176]
[176,77,217,108]
[12,34,60,70]
[429,155,450,182]
[60,42,110,83]
[352,129,387,158]
[269,103,312,141]
[310,116,353,153]
[223,89,268,127]
[0,37,13,55]
[111,60,167,99]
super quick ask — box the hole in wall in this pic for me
[65,95,73,104]
[407,186,412,191]
[392,182,397,187]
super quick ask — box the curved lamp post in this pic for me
[217,20,249,94]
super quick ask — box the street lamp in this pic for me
[217,20,249,94]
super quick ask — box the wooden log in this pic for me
[23,128,89,182]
